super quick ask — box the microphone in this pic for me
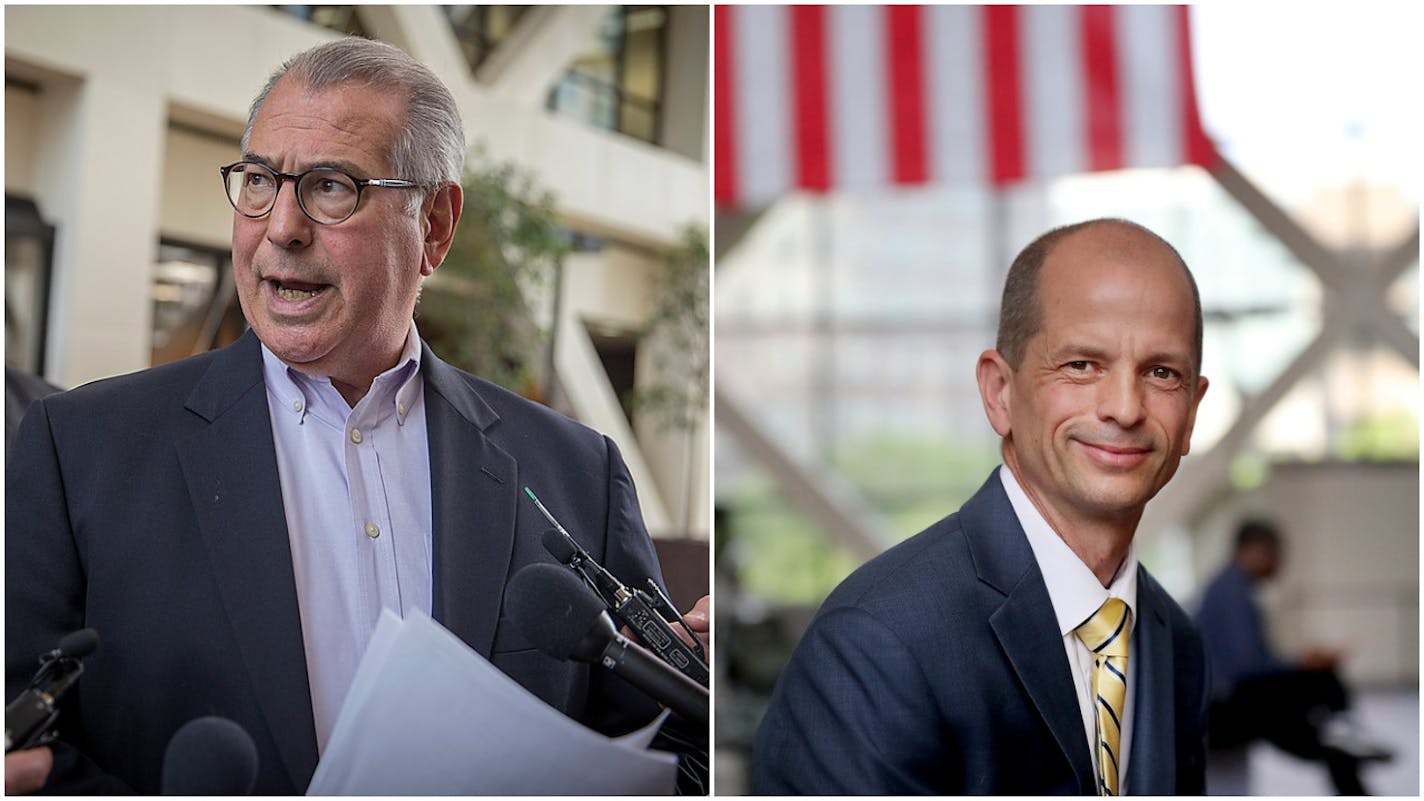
[506,563,709,729]
[5,628,99,753]
[524,487,709,687]
[53,629,99,661]
[161,716,259,795]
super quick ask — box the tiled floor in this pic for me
[1210,686,1419,796]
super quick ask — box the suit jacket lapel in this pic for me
[967,470,1096,793]
[1125,575,1175,795]
[174,331,317,790]
[421,344,518,658]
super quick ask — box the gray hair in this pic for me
[241,37,465,191]
[996,217,1203,375]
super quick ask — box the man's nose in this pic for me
[1097,369,1145,428]
[263,179,312,249]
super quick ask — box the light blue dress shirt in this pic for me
[261,323,433,751]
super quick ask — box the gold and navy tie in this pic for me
[1074,598,1130,796]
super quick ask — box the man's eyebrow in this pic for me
[308,158,369,176]
[1049,344,1111,362]
[1140,349,1192,367]
[1049,344,1192,367]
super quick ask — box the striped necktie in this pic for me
[1074,597,1130,796]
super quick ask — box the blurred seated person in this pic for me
[1195,519,1391,795]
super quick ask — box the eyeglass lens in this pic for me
[224,163,362,224]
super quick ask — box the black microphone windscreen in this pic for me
[161,716,258,795]
[541,527,580,564]
[506,563,608,660]
[56,628,99,659]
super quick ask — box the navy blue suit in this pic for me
[753,469,1209,794]
[6,331,666,793]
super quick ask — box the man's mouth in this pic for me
[1076,439,1153,468]
[1084,442,1148,455]
[269,278,328,301]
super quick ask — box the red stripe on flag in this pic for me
[983,5,1024,185]
[713,4,738,207]
[1175,5,1217,169]
[886,6,928,184]
[1080,6,1123,171]
[790,5,832,192]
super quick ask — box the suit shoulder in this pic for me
[428,362,611,457]
[40,347,233,421]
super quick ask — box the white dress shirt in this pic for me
[999,465,1138,791]
[262,322,434,751]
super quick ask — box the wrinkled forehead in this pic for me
[247,77,404,172]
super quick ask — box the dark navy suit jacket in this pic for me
[753,469,1209,794]
[6,331,666,793]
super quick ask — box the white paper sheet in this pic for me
[307,610,677,795]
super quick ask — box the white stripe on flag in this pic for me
[1119,5,1182,169]
[926,4,987,184]
[1023,5,1086,180]
[829,6,889,191]
[735,5,793,208]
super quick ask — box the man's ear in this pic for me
[976,349,1014,438]
[419,183,464,277]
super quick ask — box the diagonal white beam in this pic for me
[477,6,612,107]
[715,385,894,562]
[1212,156,1351,291]
[1369,307,1420,367]
[1379,226,1421,283]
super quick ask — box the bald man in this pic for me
[754,219,1211,795]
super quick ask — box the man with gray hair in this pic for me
[755,218,1212,794]
[7,37,706,793]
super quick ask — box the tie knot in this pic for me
[1075,597,1130,657]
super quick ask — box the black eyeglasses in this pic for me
[219,161,421,225]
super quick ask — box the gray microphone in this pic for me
[161,716,258,795]
[506,563,709,728]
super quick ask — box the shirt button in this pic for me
[292,399,304,412]
[397,402,406,416]
[365,522,380,539]
[350,428,363,444]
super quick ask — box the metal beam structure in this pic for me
[1146,155,1420,532]
[720,152,1418,560]
[716,385,895,562]
[476,6,612,106]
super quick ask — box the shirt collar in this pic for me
[259,321,424,426]
[998,464,1139,638]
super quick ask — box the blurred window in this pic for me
[548,6,666,145]
[150,241,246,367]
[444,6,530,73]
[5,197,55,374]
[589,327,638,426]
[272,5,367,37]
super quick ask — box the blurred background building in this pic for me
[4,5,710,601]
[713,5,1417,795]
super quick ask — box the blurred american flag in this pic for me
[715,4,1217,209]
